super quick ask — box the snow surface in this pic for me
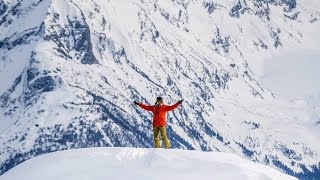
[0,147,297,180]
[260,49,320,99]
[257,21,320,134]
[258,20,320,100]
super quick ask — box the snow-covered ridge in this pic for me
[0,147,297,180]
[0,0,320,179]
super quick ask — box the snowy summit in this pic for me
[0,147,297,180]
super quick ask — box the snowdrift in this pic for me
[0,147,296,180]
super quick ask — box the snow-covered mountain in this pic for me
[0,147,297,180]
[0,0,319,179]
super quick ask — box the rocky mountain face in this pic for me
[0,0,319,179]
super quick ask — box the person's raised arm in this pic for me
[164,100,183,111]
[134,101,154,111]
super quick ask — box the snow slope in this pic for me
[258,17,320,100]
[260,49,320,99]
[0,147,297,180]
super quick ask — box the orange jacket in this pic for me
[137,102,180,127]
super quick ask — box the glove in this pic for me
[134,101,139,105]
[178,99,184,104]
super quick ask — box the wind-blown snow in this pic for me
[0,147,297,180]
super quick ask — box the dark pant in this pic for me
[153,126,171,148]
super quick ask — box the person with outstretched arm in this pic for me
[134,97,183,148]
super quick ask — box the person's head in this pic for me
[155,97,163,106]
